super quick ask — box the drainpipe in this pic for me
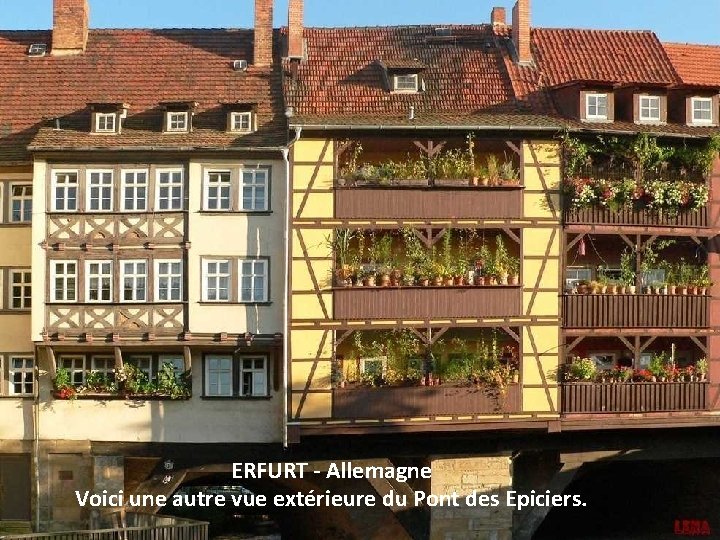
[33,347,40,531]
[282,127,302,448]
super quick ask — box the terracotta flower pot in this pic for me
[484,275,497,286]
[454,275,465,286]
[363,276,376,287]
[419,278,430,287]
[508,274,519,286]
[444,277,454,287]
[668,285,677,295]
[577,284,588,294]
[474,275,484,286]
[432,276,443,286]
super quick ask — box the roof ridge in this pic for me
[303,23,490,30]
[535,27,656,34]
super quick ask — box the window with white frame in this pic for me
[202,260,231,302]
[121,260,147,302]
[166,111,188,132]
[159,354,185,378]
[60,356,86,386]
[239,259,268,303]
[230,112,253,133]
[50,261,77,302]
[155,260,183,302]
[87,170,113,211]
[204,171,231,210]
[692,97,713,124]
[393,73,419,92]
[126,356,153,381]
[240,357,268,396]
[565,267,593,292]
[10,270,31,309]
[156,170,184,210]
[90,356,116,382]
[86,260,112,302]
[9,357,34,396]
[586,93,608,120]
[240,169,269,211]
[205,355,233,396]
[122,170,148,211]
[52,171,78,211]
[10,184,32,222]
[639,95,661,122]
[95,113,117,133]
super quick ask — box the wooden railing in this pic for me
[0,516,208,540]
[335,183,523,220]
[564,206,708,228]
[332,384,521,419]
[562,294,709,328]
[334,286,522,320]
[562,382,708,414]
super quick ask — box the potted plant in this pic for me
[576,280,589,294]
[648,353,667,383]
[696,358,709,381]
[402,262,416,286]
[361,269,376,287]
[620,250,636,294]
[494,235,509,285]
[566,357,597,382]
[507,257,520,286]
[499,159,520,186]
[53,367,77,400]
[485,155,501,186]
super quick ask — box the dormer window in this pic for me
[95,113,116,133]
[167,112,188,132]
[639,95,661,122]
[586,93,608,120]
[161,102,197,133]
[692,97,713,124]
[230,111,254,133]
[393,73,419,93]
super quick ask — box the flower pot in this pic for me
[474,275,484,286]
[419,277,430,287]
[354,279,364,287]
[453,275,465,286]
[432,276,443,286]
[678,286,687,295]
[480,177,489,187]
[363,276,376,287]
[512,373,519,384]
[498,273,509,285]
[700,286,708,295]
[484,275,497,286]
[628,285,636,294]
[379,274,391,287]
[609,285,618,294]
[668,285,677,295]
[577,284,588,294]
[470,177,479,186]
[687,285,697,295]
[600,285,608,294]
[444,277,454,287]
[508,274,519,286]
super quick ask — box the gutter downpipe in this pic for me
[282,127,302,448]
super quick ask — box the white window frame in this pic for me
[155,260,183,302]
[120,260,148,303]
[90,355,116,380]
[86,169,114,211]
[50,261,77,302]
[159,354,185,377]
[393,73,419,92]
[240,168,269,212]
[9,269,31,310]
[239,259,268,303]
[95,113,117,133]
[126,356,153,381]
[121,169,149,211]
[639,95,661,122]
[60,355,86,386]
[166,111,189,132]
[156,169,184,211]
[202,259,231,302]
[205,355,233,397]
[565,267,593,292]
[51,170,79,212]
[203,170,232,211]
[10,183,32,223]
[691,97,714,125]
[230,112,254,133]
[585,93,608,120]
[9,356,34,396]
[240,356,268,397]
[85,260,113,303]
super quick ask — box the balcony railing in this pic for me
[334,285,522,320]
[335,181,523,220]
[562,294,709,328]
[332,384,521,419]
[564,206,708,228]
[46,303,185,337]
[562,382,708,413]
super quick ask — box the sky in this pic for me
[1,0,719,45]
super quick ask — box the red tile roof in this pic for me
[283,25,555,126]
[0,29,286,162]
[664,42,720,88]
[532,28,678,87]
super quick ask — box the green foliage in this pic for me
[696,357,709,376]
[648,353,670,379]
[53,368,73,390]
[620,250,636,286]
[85,371,117,393]
[566,357,597,382]
[157,362,191,399]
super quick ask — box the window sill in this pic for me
[0,222,32,227]
[198,302,272,306]
[0,309,31,314]
[0,395,34,400]
[201,395,272,401]
[198,211,273,216]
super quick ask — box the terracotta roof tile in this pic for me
[0,29,286,160]
[664,42,720,88]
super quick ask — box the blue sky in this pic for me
[2,0,719,44]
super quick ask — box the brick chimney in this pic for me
[491,7,506,26]
[287,0,304,59]
[512,0,532,64]
[52,0,89,55]
[254,0,274,66]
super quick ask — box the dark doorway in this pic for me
[0,454,31,521]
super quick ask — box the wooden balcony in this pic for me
[333,285,522,320]
[46,303,185,339]
[335,182,523,220]
[564,206,708,229]
[562,382,708,414]
[563,294,709,329]
[332,384,521,419]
